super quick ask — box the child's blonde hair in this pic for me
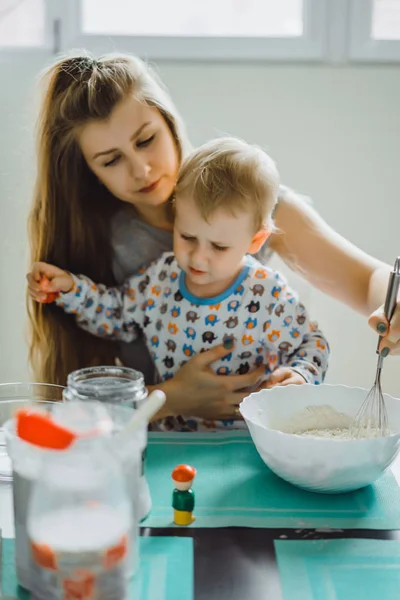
[176,137,280,232]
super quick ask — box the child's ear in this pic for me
[248,229,270,254]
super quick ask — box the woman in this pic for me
[27,53,399,422]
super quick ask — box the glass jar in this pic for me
[63,366,151,518]
[64,366,148,408]
[28,436,131,600]
[63,366,152,570]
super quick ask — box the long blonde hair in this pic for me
[28,52,189,385]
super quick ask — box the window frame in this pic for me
[1,0,400,63]
[0,0,58,62]
[62,0,329,62]
[348,0,400,62]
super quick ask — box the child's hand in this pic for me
[258,367,307,390]
[27,262,74,303]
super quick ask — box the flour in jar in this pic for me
[28,505,130,600]
[276,405,388,439]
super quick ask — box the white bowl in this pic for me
[239,384,400,493]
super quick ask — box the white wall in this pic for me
[1,59,399,395]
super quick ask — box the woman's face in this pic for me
[78,95,180,216]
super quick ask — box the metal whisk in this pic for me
[351,256,400,438]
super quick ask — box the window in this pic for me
[349,0,400,61]
[68,0,328,60]
[0,0,45,47]
[81,0,304,38]
[0,0,68,60]
[2,0,400,63]
[372,0,400,40]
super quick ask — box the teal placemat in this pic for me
[275,538,400,600]
[144,431,400,529]
[2,537,193,599]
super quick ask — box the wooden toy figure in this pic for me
[172,464,196,526]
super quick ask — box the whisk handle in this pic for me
[377,256,400,353]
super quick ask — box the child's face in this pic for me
[174,194,258,295]
[78,95,179,218]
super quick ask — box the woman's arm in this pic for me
[269,188,399,353]
[269,188,389,314]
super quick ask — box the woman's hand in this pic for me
[27,262,73,303]
[256,367,307,391]
[149,340,265,421]
[368,300,400,356]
